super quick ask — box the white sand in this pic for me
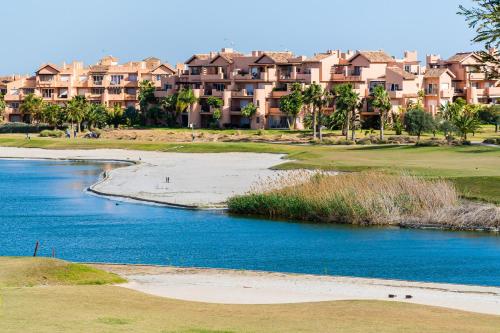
[0,147,289,208]
[92,264,500,315]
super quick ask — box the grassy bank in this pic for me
[0,134,499,203]
[1,257,500,333]
[228,172,500,230]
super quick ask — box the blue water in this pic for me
[0,159,499,286]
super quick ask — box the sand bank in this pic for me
[92,264,500,315]
[0,147,288,208]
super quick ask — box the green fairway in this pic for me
[1,258,499,333]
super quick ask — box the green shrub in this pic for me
[0,122,56,134]
[39,129,64,138]
[483,138,500,145]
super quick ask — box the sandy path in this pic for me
[92,264,500,315]
[0,147,289,208]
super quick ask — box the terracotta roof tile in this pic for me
[356,51,394,63]
[387,66,416,80]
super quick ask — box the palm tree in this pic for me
[65,96,88,132]
[86,103,108,129]
[0,93,6,122]
[19,94,44,124]
[279,83,303,129]
[176,87,198,127]
[42,103,62,129]
[333,84,360,140]
[452,104,481,141]
[371,85,392,140]
[107,104,125,128]
[303,83,323,138]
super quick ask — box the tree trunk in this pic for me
[345,111,350,140]
[496,123,498,133]
[351,111,356,141]
[312,107,317,139]
[293,116,297,130]
[380,112,384,140]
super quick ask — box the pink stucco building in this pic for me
[2,48,498,128]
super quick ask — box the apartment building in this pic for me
[2,48,498,129]
[2,56,175,122]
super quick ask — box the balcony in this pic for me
[486,86,500,96]
[440,89,454,98]
[271,90,290,98]
[425,88,438,96]
[201,72,227,81]
[468,72,486,80]
[124,94,137,101]
[296,73,312,82]
[454,88,465,95]
[231,89,253,97]
[269,107,282,114]
[388,90,403,98]
[331,73,363,81]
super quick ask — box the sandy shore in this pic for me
[0,147,289,208]
[91,264,500,315]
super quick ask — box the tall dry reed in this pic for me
[229,171,459,225]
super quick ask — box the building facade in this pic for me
[2,57,175,122]
[2,48,498,128]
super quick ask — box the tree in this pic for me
[241,102,257,119]
[392,108,404,135]
[176,87,198,127]
[205,96,224,128]
[452,104,482,141]
[371,85,392,140]
[65,96,88,132]
[19,94,44,124]
[458,1,500,77]
[333,83,360,140]
[107,104,125,128]
[478,104,500,132]
[86,103,108,129]
[438,98,466,138]
[124,106,140,127]
[0,94,6,122]
[160,93,179,126]
[138,80,157,111]
[404,106,436,141]
[279,83,303,129]
[303,83,323,138]
[42,103,63,129]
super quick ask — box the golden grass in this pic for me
[2,284,500,333]
[230,172,459,225]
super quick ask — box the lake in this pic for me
[0,159,499,286]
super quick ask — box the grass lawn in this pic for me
[1,257,499,333]
[0,133,499,203]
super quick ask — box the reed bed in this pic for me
[229,171,463,226]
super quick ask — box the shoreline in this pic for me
[89,262,500,315]
[0,147,290,208]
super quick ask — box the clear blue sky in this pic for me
[1,0,479,75]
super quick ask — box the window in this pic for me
[10,102,19,109]
[128,74,137,81]
[108,87,122,95]
[23,88,35,94]
[471,82,479,89]
[110,75,124,85]
[42,89,53,98]
[39,75,54,82]
[125,88,136,95]
[404,65,411,73]
[353,66,362,76]
[190,67,201,75]
[91,88,104,95]
[214,83,225,91]
[390,83,400,91]
[164,84,172,90]
[58,88,68,98]
[92,75,104,85]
